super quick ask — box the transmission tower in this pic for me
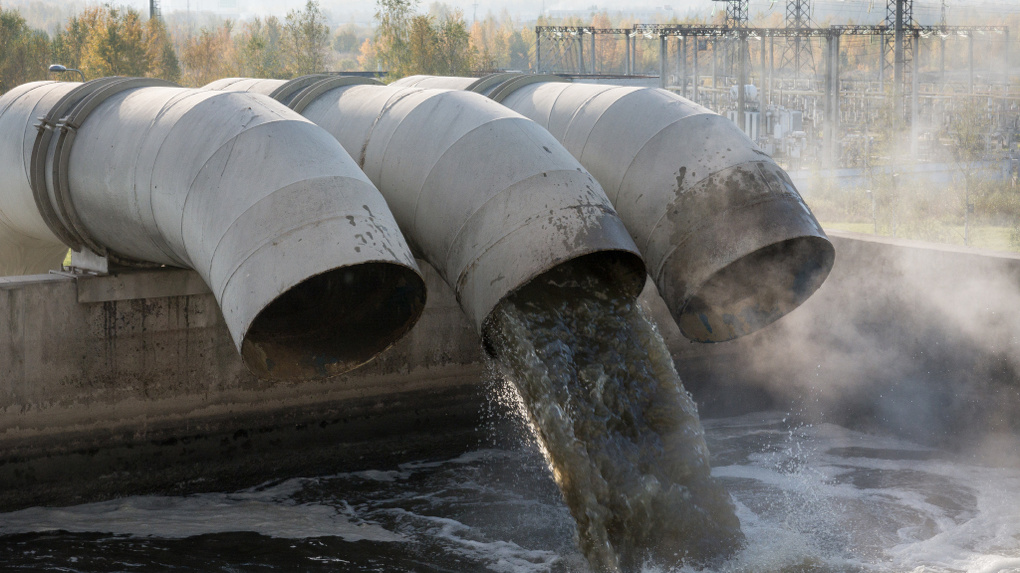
[883,0,914,91]
[710,0,749,86]
[781,0,816,80]
[711,0,749,27]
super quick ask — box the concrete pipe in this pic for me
[394,75,836,343]
[205,76,646,336]
[0,79,426,379]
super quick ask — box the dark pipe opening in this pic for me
[677,236,835,343]
[241,262,426,380]
[481,249,646,356]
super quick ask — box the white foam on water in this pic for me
[384,508,564,573]
[668,414,1020,573]
[881,463,1020,573]
[0,477,405,543]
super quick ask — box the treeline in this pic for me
[0,0,542,95]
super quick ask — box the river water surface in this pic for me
[1,410,1018,572]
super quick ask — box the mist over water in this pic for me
[484,264,744,572]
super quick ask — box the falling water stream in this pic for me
[483,263,743,571]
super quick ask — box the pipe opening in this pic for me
[678,236,835,343]
[481,250,646,355]
[241,262,426,380]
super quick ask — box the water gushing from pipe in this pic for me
[486,258,744,572]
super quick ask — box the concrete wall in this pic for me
[0,263,486,510]
[4,232,1020,508]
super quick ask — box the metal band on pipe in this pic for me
[54,77,176,260]
[464,72,520,95]
[485,74,568,103]
[31,77,176,263]
[289,76,383,114]
[267,74,332,106]
[30,78,120,250]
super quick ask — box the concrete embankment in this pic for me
[2,232,1019,509]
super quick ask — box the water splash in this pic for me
[484,263,744,572]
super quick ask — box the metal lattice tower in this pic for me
[781,0,816,79]
[712,0,749,27]
[786,0,811,28]
[883,0,914,90]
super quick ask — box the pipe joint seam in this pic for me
[31,77,177,262]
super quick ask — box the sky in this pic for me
[81,0,1020,26]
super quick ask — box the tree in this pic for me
[0,5,50,95]
[433,9,471,75]
[333,22,359,54]
[372,0,472,78]
[405,14,438,74]
[50,9,90,72]
[373,0,416,76]
[507,28,531,71]
[80,6,149,78]
[237,16,285,78]
[941,98,997,245]
[283,0,331,76]
[181,22,238,87]
[50,6,174,82]
[145,16,181,83]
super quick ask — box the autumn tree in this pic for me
[237,16,285,78]
[432,9,471,75]
[0,5,50,94]
[372,0,416,76]
[145,16,181,82]
[181,21,238,86]
[50,6,178,83]
[80,6,148,78]
[506,28,531,70]
[405,15,438,73]
[283,0,331,76]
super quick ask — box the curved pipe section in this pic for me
[395,75,836,343]
[206,77,646,336]
[0,79,426,380]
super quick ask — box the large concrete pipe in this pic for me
[0,79,426,379]
[204,76,646,337]
[394,74,836,343]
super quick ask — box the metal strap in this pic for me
[30,76,176,264]
[267,74,332,106]
[289,76,383,114]
[30,78,121,250]
[486,74,569,104]
[464,73,521,96]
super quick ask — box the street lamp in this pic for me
[48,64,85,83]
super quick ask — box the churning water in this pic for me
[484,264,743,571]
[2,412,1019,572]
[2,271,1020,571]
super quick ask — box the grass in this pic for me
[820,222,1017,253]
